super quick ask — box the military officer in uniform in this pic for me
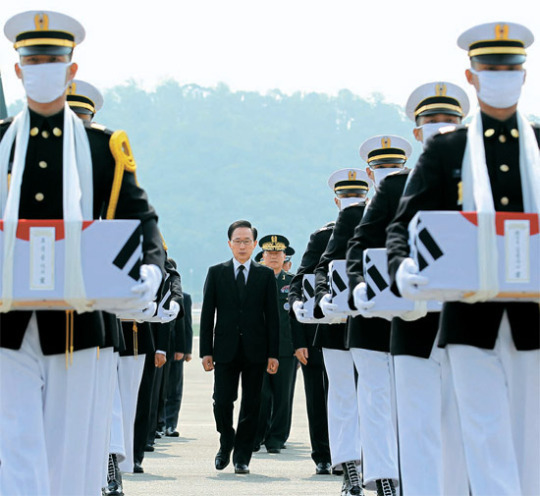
[313,168,373,496]
[253,235,300,454]
[0,11,164,495]
[386,22,539,496]
[347,89,470,494]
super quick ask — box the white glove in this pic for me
[130,264,163,308]
[117,302,157,322]
[353,283,375,315]
[399,304,428,322]
[320,293,342,318]
[293,300,310,323]
[157,300,180,323]
[396,258,429,300]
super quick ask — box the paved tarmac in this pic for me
[123,338,376,496]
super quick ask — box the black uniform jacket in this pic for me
[174,292,193,355]
[288,221,347,352]
[346,169,440,358]
[199,259,280,363]
[314,203,390,351]
[276,270,300,357]
[0,109,165,355]
[386,113,540,351]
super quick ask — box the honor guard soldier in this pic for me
[67,79,103,121]
[253,235,300,454]
[386,22,539,496]
[313,168,373,496]
[0,11,164,496]
[347,87,469,495]
[288,217,338,475]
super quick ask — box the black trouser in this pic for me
[146,359,165,445]
[133,353,156,465]
[301,359,331,464]
[213,347,266,466]
[254,355,296,450]
[164,358,185,430]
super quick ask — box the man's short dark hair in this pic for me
[228,220,258,241]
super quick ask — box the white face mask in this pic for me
[419,122,452,148]
[470,69,525,109]
[19,62,72,103]
[371,167,402,186]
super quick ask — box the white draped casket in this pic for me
[408,211,539,301]
[363,248,442,318]
[0,219,143,310]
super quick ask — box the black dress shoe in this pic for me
[252,444,260,453]
[332,466,344,476]
[165,427,180,437]
[234,463,250,474]
[215,449,231,470]
[155,431,162,439]
[133,463,144,474]
[144,444,154,452]
[315,462,332,475]
[267,447,281,454]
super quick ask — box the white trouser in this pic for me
[394,344,469,496]
[109,361,127,461]
[446,312,534,496]
[118,354,146,473]
[350,348,399,490]
[496,313,540,496]
[0,313,99,496]
[322,348,361,467]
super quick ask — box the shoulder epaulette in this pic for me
[438,124,466,135]
[84,120,113,135]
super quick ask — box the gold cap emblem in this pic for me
[381,137,391,148]
[435,83,447,96]
[348,170,357,180]
[34,13,49,31]
[495,24,509,40]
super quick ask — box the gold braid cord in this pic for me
[106,130,138,220]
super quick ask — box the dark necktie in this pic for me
[236,265,246,300]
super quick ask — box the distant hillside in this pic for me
[8,81,538,301]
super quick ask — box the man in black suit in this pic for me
[200,220,280,474]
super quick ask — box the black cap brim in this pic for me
[472,54,526,65]
[18,45,72,56]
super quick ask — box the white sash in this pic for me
[0,103,93,313]
[461,109,540,302]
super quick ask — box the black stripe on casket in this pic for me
[331,269,348,293]
[418,227,444,260]
[417,250,428,271]
[128,257,141,281]
[113,226,141,269]
[303,278,315,299]
[366,282,376,300]
[367,265,389,293]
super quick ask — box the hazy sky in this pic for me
[1,0,539,116]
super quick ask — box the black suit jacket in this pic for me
[199,259,280,363]
[386,113,540,350]
[0,110,165,355]
[346,170,440,358]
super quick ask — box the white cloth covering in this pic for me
[350,348,399,490]
[0,104,93,313]
[0,313,99,495]
[321,348,362,467]
[118,354,146,473]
